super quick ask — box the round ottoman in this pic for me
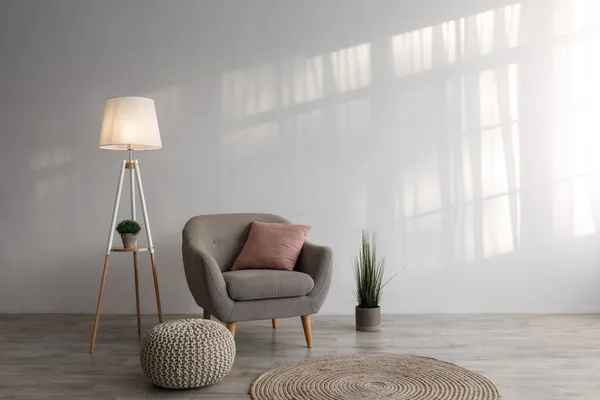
[140,319,235,389]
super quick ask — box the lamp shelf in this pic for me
[110,247,149,253]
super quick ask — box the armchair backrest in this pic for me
[182,213,290,271]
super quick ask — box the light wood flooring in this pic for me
[1,314,599,399]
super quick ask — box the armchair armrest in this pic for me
[182,236,235,322]
[296,241,333,313]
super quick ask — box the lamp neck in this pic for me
[128,149,133,162]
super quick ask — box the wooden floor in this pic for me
[1,314,599,399]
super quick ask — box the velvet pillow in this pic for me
[231,222,311,271]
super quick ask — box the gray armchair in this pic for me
[182,213,333,348]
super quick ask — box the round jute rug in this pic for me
[250,354,500,400]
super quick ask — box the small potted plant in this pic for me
[116,219,141,249]
[354,231,395,332]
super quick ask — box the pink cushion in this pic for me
[231,222,311,271]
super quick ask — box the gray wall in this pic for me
[2,0,600,314]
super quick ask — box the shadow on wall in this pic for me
[216,0,600,271]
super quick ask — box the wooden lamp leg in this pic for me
[226,322,237,336]
[272,319,278,329]
[133,252,142,338]
[90,255,110,353]
[91,161,126,353]
[301,315,312,348]
[134,161,162,324]
[203,310,211,320]
[149,253,163,323]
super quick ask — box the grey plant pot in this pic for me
[121,233,138,249]
[355,306,381,332]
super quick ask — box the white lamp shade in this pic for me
[99,97,162,150]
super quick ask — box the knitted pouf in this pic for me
[140,319,235,389]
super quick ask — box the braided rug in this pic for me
[250,354,500,400]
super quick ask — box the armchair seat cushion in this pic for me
[222,270,314,301]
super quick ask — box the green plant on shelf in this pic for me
[116,219,141,235]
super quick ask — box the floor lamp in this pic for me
[90,97,163,353]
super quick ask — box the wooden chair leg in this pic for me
[203,310,211,320]
[301,315,312,348]
[272,319,278,329]
[226,322,237,337]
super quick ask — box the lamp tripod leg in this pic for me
[133,252,142,337]
[134,160,163,323]
[105,161,127,254]
[129,150,142,334]
[91,161,126,353]
[90,255,110,353]
[150,253,163,323]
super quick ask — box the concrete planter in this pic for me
[121,233,138,249]
[355,306,381,332]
